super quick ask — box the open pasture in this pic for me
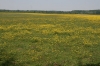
[0,13,100,66]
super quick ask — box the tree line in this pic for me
[0,9,100,14]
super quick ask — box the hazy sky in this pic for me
[0,0,100,11]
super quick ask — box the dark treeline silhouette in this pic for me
[0,9,100,14]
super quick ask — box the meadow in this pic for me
[0,13,100,66]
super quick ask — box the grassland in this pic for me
[0,13,100,66]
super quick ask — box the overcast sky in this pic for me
[0,0,100,11]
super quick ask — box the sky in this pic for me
[0,0,100,11]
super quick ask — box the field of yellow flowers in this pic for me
[0,13,100,66]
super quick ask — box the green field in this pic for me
[0,13,100,66]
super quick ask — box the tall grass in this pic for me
[0,13,100,66]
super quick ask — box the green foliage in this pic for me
[0,9,100,14]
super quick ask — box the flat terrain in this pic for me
[0,13,100,66]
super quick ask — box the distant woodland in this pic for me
[0,9,100,14]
